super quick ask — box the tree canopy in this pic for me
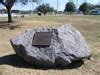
[35,3,54,16]
[64,2,76,15]
[92,4,100,9]
[79,2,92,15]
[0,0,40,22]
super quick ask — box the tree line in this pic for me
[64,2,100,15]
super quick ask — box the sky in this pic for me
[0,0,100,11]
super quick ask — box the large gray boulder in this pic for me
[10,25,91,67]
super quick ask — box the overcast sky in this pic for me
[0,0,100,11]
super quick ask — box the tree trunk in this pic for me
[6,7,12,23]
[70,12,72,15]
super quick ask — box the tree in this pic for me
[64,2,76,15]
[49,7,54,13]
[92,4,100,9]
[0,0,40,23]
[0,9,7,13]
[12,10,20,13]
[79,2,92,15]
[35,3,54,16]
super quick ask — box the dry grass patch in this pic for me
[0,15,100,75]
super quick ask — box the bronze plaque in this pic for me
[32,32,52,47]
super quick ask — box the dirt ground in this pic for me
[0,15,100,75]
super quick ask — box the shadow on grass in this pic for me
[0,21,20,29]
[0,54,84,70]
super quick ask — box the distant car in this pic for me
[90,8,100,15]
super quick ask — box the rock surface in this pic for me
[10,25,91,67]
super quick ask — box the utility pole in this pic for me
[31,2,34,15]
[57,0,58,11]
[76,0,78,8]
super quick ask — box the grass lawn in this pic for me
[0,15,100,75]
